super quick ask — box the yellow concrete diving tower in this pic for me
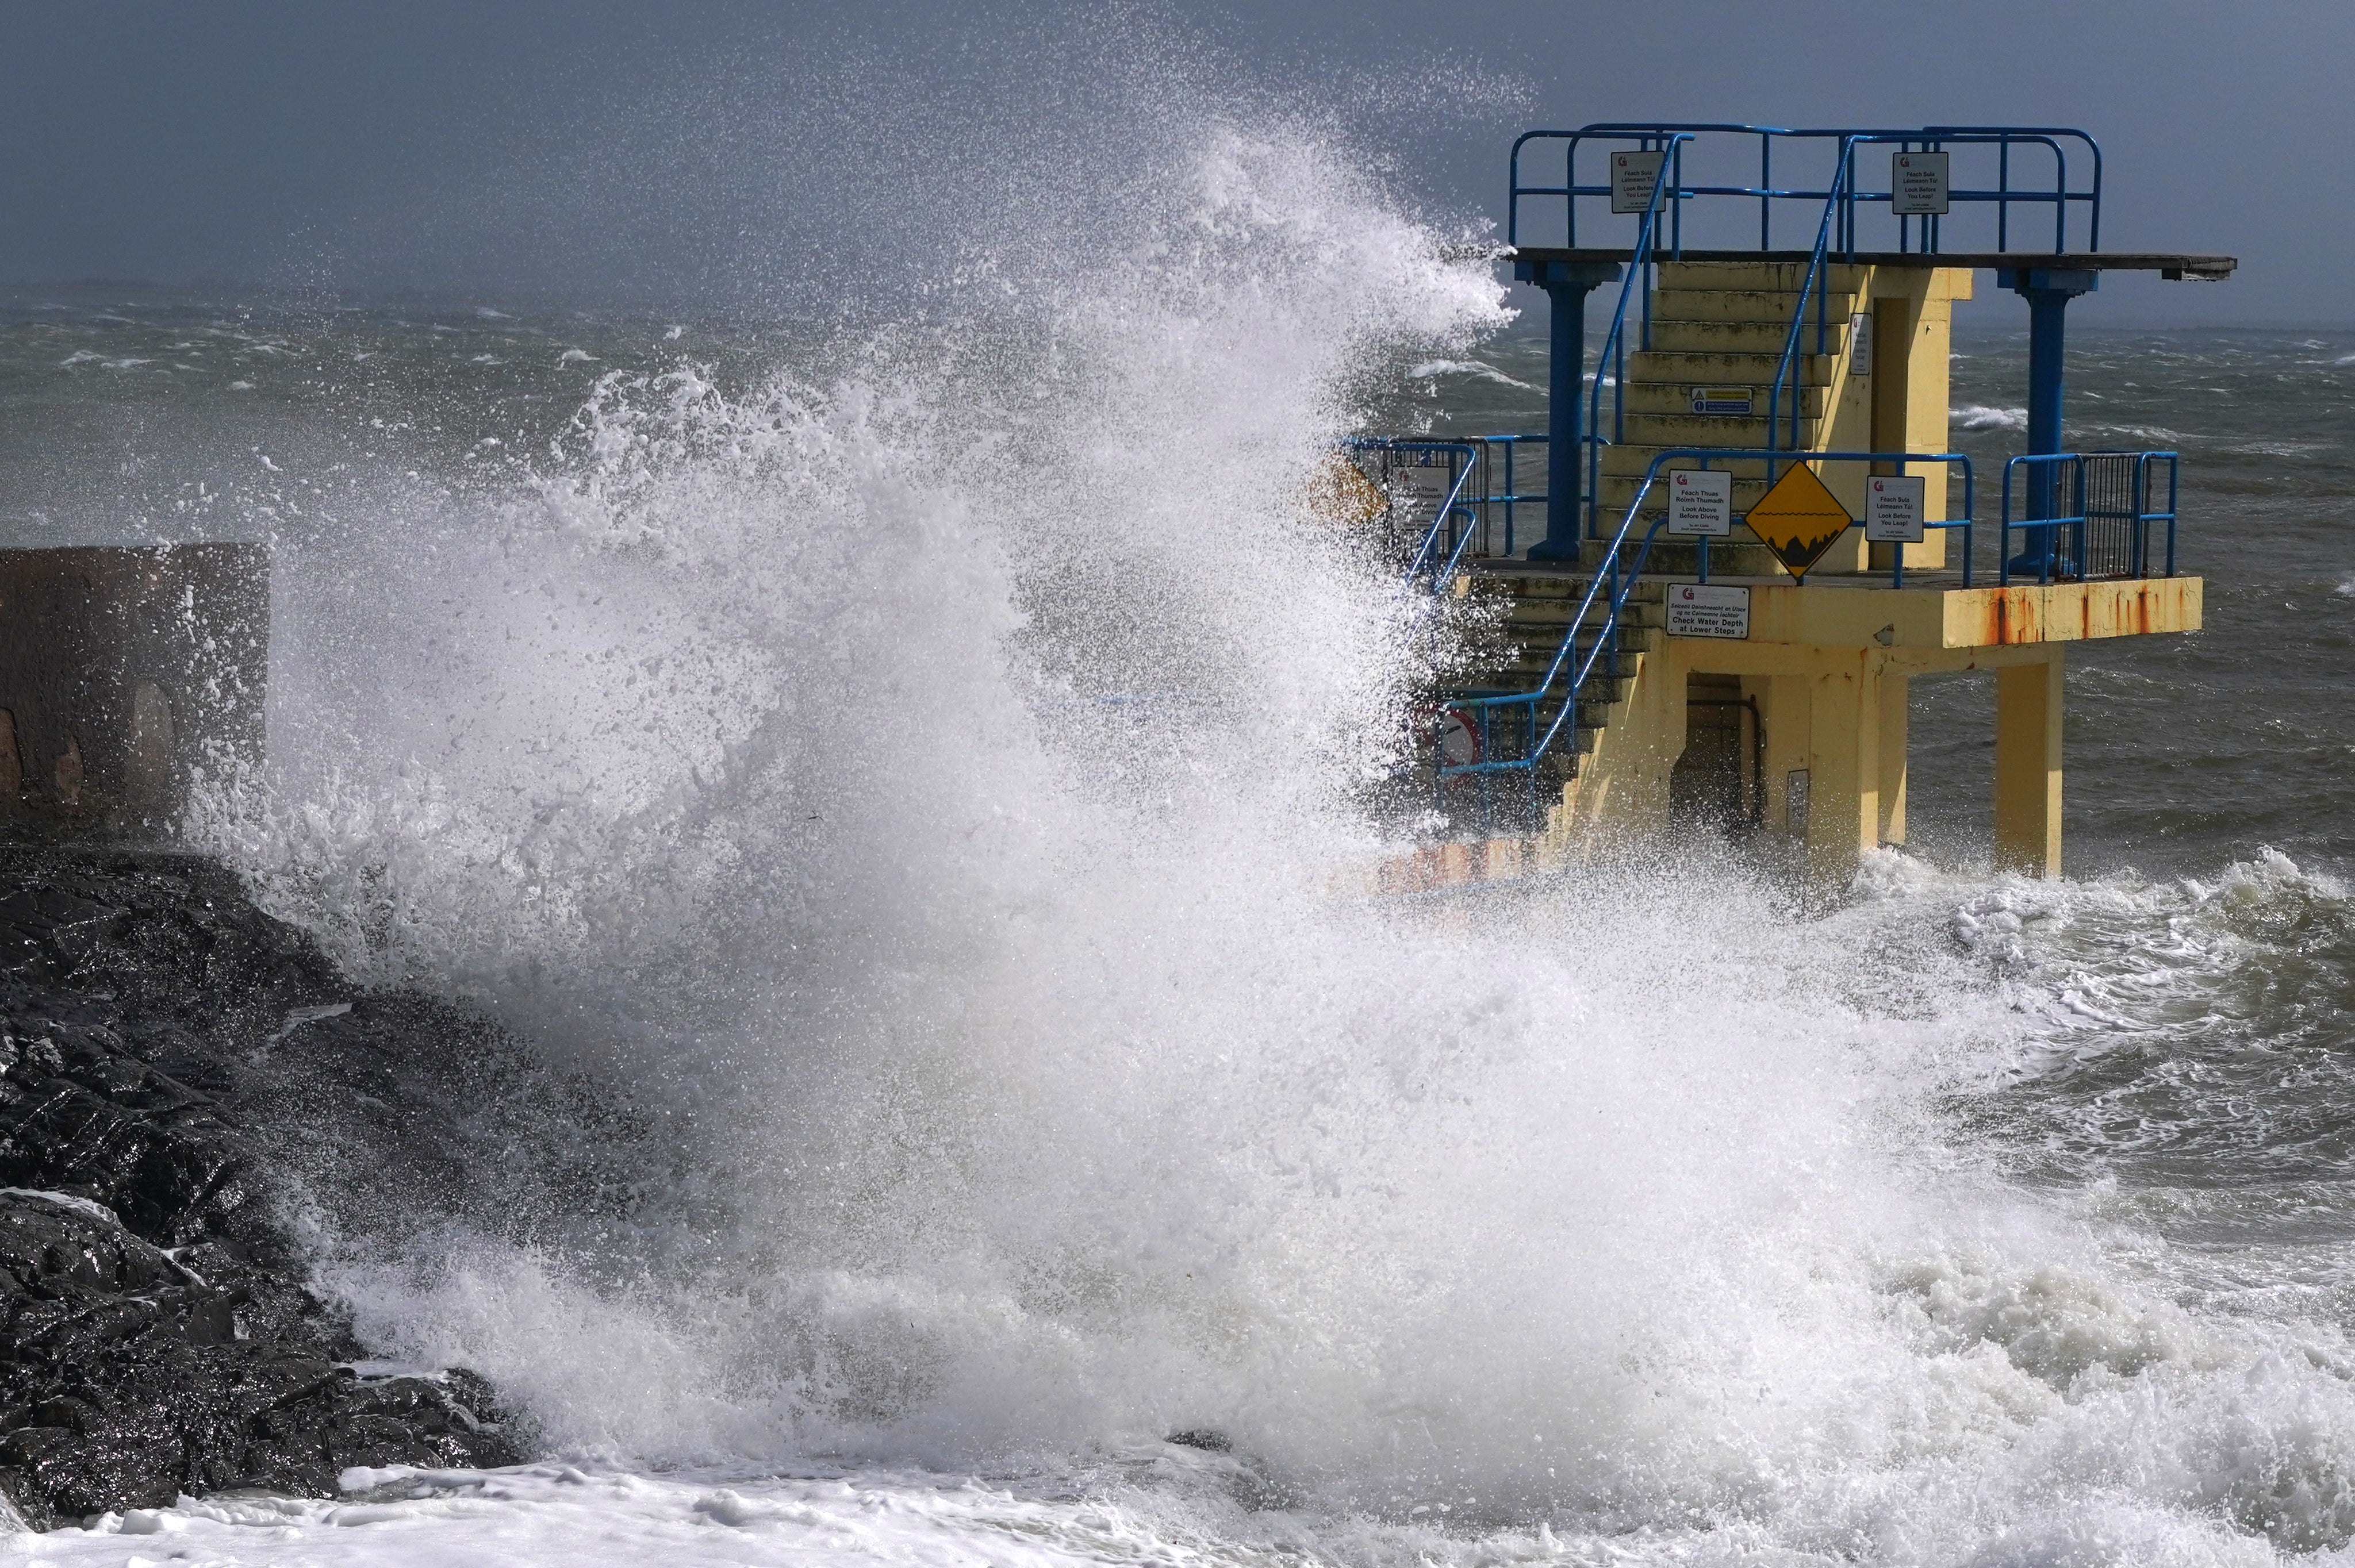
[1354,124,2231,890]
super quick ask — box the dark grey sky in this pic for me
[3,0,2346,323]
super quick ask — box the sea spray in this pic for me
[155,92,2355,1568]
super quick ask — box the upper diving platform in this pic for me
[1508,248,2235,281]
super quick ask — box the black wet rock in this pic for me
[0,847,524,1528]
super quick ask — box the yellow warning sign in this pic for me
[1744,463,1854,579]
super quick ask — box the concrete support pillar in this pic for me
[1513,259,1622,561]
[1759,674,1811,842]
[1994,649,2065,878]
[1803,658,1881,889]
[1877,670,1909,846]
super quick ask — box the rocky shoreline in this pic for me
[0,847,522,1528]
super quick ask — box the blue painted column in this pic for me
[2000,267,2099,576]
[1514,258,1623,562]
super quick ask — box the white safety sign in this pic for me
[1849,310,1873,375]
[1611,151,1666,214]
[1689,386,1753,414]
[1892,151,1950,216]
[1666,468,1733,537]
[1390,464,1453,507]
[1865,473,1927,542]
[1664,582,1750,640]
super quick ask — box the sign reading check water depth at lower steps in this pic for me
[1666,583,1750,639]
[1746,463,1854,579]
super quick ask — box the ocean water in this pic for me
[5,125,2355,1568]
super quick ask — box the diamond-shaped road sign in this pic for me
[1745,463,1854,580]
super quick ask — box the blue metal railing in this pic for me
[1513,124,2101,536]
[2001,451,2180,584]
[1341,435,1575,593]
[1341,440,1482,592]
[1508,124,2101,256]
[1441,449,1974,828]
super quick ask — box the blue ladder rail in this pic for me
[1582,133,1693,541]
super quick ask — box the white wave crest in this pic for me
[1405,358,1536,390]
[1954,403,2029,431]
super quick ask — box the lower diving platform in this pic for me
[1451,567,2201,886]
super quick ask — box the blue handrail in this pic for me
[1765,140,1856,461]
[1508,124,2101,256]
[1583,133,1694,540]
[1347,440,1483,592]
[1341,435,1600,593]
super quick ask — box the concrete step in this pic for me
[1646,317,1851,356]
[1466,569,1669,599]
[1500,606,1664,637]
[1623,349,1838,387]
[1479,666,1641,710]
[1601,445,1788,481]
[1593,541,1788,577]
[1655,260,1870,294]
[1620,381,1834,418]
[1620,411,1826,448]
[1650,287,1859,324]
[1594,471,1774,510]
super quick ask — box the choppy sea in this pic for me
[3,180,2354,1568]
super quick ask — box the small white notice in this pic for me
[1865,474,1927,542]
[1666,468,1733,537]
[1664,582,1750,640]
[1892,151,1950,216]
[1391,464,1453,507]
[1611,151,1666,214]
[1849,310,1873,375]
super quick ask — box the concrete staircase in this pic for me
[1586,260,1866,576]
[1421,261,1875,835]
[1444,566,1666,813]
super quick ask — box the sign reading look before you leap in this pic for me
[1611,151,1666,214]
[1865,474,1927,543]
[1892,151,1950,216]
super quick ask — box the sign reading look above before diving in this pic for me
[1746,463,1854,579]
[1667,468,1733,537]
